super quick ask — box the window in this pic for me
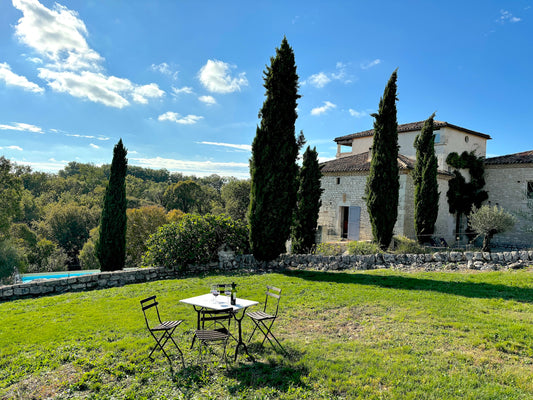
[527,181,533,199]
[433,133,440,143]
[464,136,469,143]
[336,177,341,185]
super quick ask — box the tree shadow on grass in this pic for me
[171,345,307,397]
[226,346,308,395]
[284,269,533,304]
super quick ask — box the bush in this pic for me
[0,239,26,284]
[313,243,345,256]
[347,241,382,255]
[143,214,250,269]
[392,236,430,254]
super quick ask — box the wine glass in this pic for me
[211,285,219,303]
[224,285,231,299]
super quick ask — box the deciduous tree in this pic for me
[469,205,515,252]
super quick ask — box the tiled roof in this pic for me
[334,120,491,145]
[484,150,533,165]
[320,151,415,173]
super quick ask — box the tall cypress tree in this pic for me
[249,37,300,261]
[413,113,439,244]
[291,146,323,254]
[365,69,399,250]
[97,139,127,271]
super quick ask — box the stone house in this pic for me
[318,120,533,248]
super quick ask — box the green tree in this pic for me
[249,37,300,261]
[413,113,439,244]
[97,139,128,271]
[126,205,168,267]
[144,214,249,269]
[469,205,515,252]
[0,157,23,239]
[446,151,488,241]
[38,202,99,268]
[221,178,251,222]
[291,146,323,254]
[163,180,215,214]
[365,69,399,250]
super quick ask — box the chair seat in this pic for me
[152,320,182,331]
[246,310,274,321]
[195,329,229,341]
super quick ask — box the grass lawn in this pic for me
[1,268,533,399]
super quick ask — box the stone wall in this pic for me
[2,251,532,302]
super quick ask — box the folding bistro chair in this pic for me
[140,295,185,367]
[246,285,286,354]
[193,307,234,364]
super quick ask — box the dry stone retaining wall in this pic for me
[2,251,532,302]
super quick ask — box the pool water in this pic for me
[21,270,99,282]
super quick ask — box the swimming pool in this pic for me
[21,270,99,282]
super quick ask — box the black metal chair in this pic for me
[246,285,286,354]
[193,307,234,363]
[140,295,185,367]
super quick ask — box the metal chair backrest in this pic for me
[263,285,281,317]
[200,308,233,331]
[140,295,162,330]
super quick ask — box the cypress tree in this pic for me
[249,37,300,261]
[413,113,439,244]
[97,139,128,271]
[365,69,399,250]
[291,146,323,254]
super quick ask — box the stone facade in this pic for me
[320,120,533,248]
[485,163,533,247]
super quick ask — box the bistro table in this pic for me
[180,293,258,361]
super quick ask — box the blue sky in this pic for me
[0,0,531,178]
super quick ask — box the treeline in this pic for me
[0,156,251,278]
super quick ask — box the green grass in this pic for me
[2,268,533,399]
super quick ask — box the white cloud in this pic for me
[9,158,69,172]
[361,59,381,70]
[308,72,331,88]
[0,145,23,151]
[0,62,44,93]
[132,83,165,104]
[64,133,110,141]
[158,111,203,125]
[151,62,178,79]
[13,0,103,71]
[37,69,164,108]
[199,95,217,105]
[306,62,351,88]
[90,143,99,149]
[131,156,249,178]
[12,0,164,107]
[311,101,336,116]
[498,10,521,23]
[199,141,251,151]
[172,86,194,96]
[0,122,43,133]
[198,59,248,93]
[349,109,367,118]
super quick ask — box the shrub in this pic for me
[392,236,429,254]
[313,242,345,256]
[143,214,249,269]
[0,239,26,284]
[347,241,382,255]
